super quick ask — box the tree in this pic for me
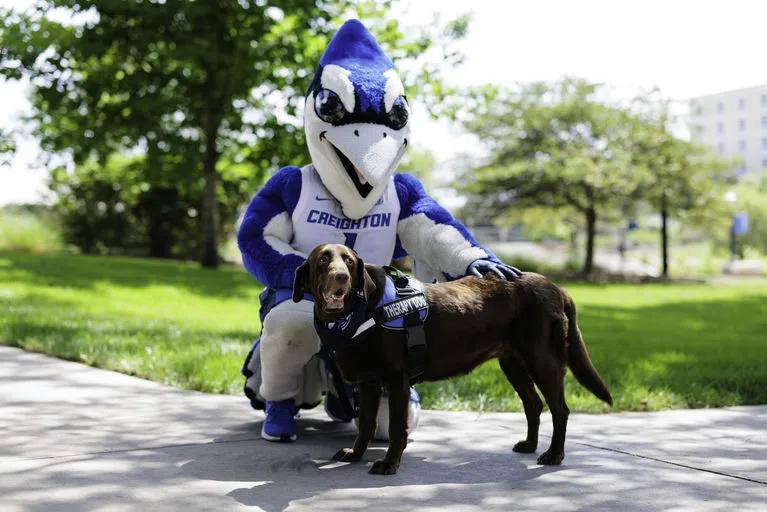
[48,152,268,258]
[0,1,467,267]
[630,94,734,278]
[457,78,652,276]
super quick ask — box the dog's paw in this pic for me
[512,440,537,453]
[333,448,361,463]
[536,449,564,465]
[369,459,398,475]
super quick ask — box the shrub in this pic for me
[0,205,63,253]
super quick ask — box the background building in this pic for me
[689,83,767,176]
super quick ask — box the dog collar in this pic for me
[314,268,428,353]
[313,289,374,352]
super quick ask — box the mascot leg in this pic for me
[356,387,421,441]
[242,341,323,413]
[258,299,322,442]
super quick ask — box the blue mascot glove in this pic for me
[467,259,522,280]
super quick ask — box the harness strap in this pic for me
[382,266,428,384]
[404,311,427,384]
[384,266,417,295]
[319,348,358,420]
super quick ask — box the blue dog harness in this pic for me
[314,266,429,384]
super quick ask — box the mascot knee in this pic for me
[260,303,318,365]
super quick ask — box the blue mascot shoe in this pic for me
[262,399,297,442]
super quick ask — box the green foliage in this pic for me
[0,128,15,166]
[730,173,767,254]
[494,205,579,244]
[0,204,63,252]
[48,153,261,258]
[48,157,136,255]
[2,251,766,412]
[397,148,437,193]
[0,0,468,266]
[456,78,734,277]
[631,96,733,220]
[457,78,650,276]
[629,92,735,276]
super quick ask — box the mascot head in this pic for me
[305,19,410,219]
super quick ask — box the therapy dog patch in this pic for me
[374,276,428,329]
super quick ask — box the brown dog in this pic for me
[293,243,612,475]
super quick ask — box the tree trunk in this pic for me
[660,193,669,279]
[200,113,221,269]
[583,208,597,277]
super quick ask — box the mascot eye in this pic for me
[314,89,347,124]
[387,96,409,130]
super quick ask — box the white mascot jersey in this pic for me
[238,20,503,435]
[292,165,400,266]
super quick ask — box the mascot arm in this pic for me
[394,172,503,281]
[237,166,306,289]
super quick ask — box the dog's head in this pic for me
[293,244,375,322]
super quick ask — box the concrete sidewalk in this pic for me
[1,346,765,511]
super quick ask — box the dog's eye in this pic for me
[318,255,329,264]
[344,256,354,266]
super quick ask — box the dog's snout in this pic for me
[331,271,350,284]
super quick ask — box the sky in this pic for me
[2,0,767,205]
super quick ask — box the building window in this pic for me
[740,140,747,152]
[718,122,724,134]
[717,101,724,113]
[740,119,747,131]
[763,158,767,169]
[739,98,746,111]
[762,116,767,128]
[695,125,704,137]
[692,103,703,116]
[763,137,767,150]
[762,94,767,107]
[718,142,725,154]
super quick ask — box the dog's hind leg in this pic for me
[528,320,570,465]
[333,378,382,463]
[499,349,543,454]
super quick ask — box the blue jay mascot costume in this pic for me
[238,19,520,442]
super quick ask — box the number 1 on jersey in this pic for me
[343,232,358,250]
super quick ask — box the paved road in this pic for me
[1,346,765,511]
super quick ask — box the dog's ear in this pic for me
[355,258,375,301]
[292,260,311,302]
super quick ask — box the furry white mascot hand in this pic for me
[238,19,519,442]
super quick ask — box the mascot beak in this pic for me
[322,123,408,189]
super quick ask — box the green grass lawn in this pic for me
[2,251,766,413]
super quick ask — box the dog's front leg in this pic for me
[333,377,381,463]
[369,375,409,475]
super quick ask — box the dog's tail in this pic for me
[564,296,613,406]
